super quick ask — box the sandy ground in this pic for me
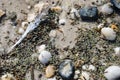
[0,0,120,80]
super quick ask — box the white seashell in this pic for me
[1,73,16,80]
[27,13,36,22]
[101,27,116,41]
[70,8,80,19]
[81,71,90,80]
[18,27,25,34]
[36,44,46,53]
[114,47,120,56]
[100,3,113,15]
[104,66,120,80]
[38,50,52,64]
[21,22,28,29]
[49,30,57,38]
[59,19,66,25]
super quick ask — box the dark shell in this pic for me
[58,59,75,80]
[110,0,120,9]
[79,7,98,21]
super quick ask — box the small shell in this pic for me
[36,44,46,53]
[80,71,90,80]
[100,3,113,15]
[101,27,116,41]
[59,19,66,25]
[38,50,52,64]
[45,65,56,78]
[1,73,16,80]
[18,27,25,34]
[104,66,120,80]
[0,9,5,18]
[49,30,57,38]
[21,22,28,29]
[70,8,80,19]
[114,47,120,56]
[27,13,36,22]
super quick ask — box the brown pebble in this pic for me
[45,65,55,78]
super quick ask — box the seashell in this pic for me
[80,71,90,80]
[114,47,120,56]
[21,22,28,30]
[45,65,56,78]
[101,27,116,41]
[27,13,36,22]
[1,73,16,80]
[36,44,46,53]
[38,50,52,64]
[104,66,120,80]
[70,8,80,19]
[49,30,57,38]
[18,27,25,34]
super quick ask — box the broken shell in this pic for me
[101,27,116,41]
[104,66,120,80]
[18,27,25,34]
[45,65,56,78]
[21,22,28,29]
[51,6,62,13]
[0,9,5,18]
[100,3,113,15]
[36,44,46,53]
[38,50,52,64]
[114,47,120,56]
[27,13,36,22]
[1,73,16,80]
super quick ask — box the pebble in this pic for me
[80,71,90,80]
[18,27,25,34]
[1,73,16,80]
[51,6,62,13]
[114,47,120,56]
[70,8,80,19]
[21,22,28,29]
[100,3,113,15]
[49,30,57,38]
[0,9,5,18]
[58,59,75,80]
[36,44,46,53]
[27,13,36,22]
[104,66,120,80]
[79,6,98,21]
[82,64,96,71]
[110,0,120,9]
[45,65,55,78]
[101,27,116,41]
[38,50,52,64]
[47,77,56,80]
[59,19,66,25]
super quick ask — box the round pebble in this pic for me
[104,66,120,80]
[45,65,55,78]
[114,47,120,56]
[38,50,52,64]
[58,59,75,80]
[101,27,116,41]
[79,6,98,21]
[18,27,25,34]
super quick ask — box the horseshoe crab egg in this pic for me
[114,47,120,56]
[38,50,52,64]
[104,65,120,80]
[101,27,116,41]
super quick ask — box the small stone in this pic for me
[0,9,5,18]
[38,50,52,64]
[110,0,120,9]
[1,73,16,80]
[59,19,66,25]
[27,13,36,22]
[45,65,55,78]
[80,71,90,80]
[79,6,98,21]
[51,6,62,13]
[36,44,46,53]
[104,66,120,80]
[47,77,56,80]
[49,30,57,38]
[114,47,120,56]
[58,59,75,80]
[18,27,25,34]
[101,27,116,41]
[21,22,28,29]
[100,3,113,15]
[70,8,80,19]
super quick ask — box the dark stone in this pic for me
[79,7,98,21]
[58,59,75,80]
[110,0,120,9]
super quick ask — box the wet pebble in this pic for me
[101,27,116,41]
[58,59,75,80]
[38,50,52,64]
[110,0,120,9]
[45,65,55,78]
[79,6,98,21]
[104,66,120,80]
